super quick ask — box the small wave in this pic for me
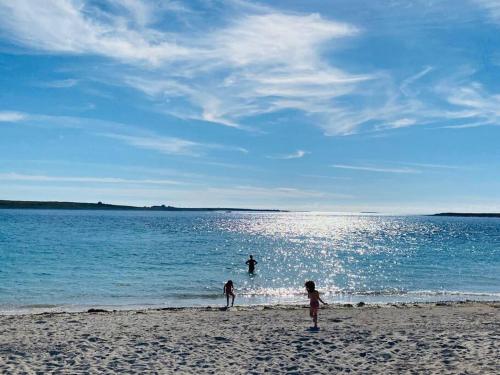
[158,293,223,300]
[232,287,500,299]
[19,304,60,309]
[404,290,500,297]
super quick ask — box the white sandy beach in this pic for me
[0,302,498,374]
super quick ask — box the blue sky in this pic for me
[0,0,499,213]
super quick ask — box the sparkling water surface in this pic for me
[0,210,499,313]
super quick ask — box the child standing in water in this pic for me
[305,280,327,329]
[223,280,235,307]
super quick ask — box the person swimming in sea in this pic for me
[245,255,257,274]
[223,280,235,307]
[305,280,327,329]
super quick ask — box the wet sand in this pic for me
[0,301,498,374]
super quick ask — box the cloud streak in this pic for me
[0,111,27,122]
[398,162,464,170]
[100,133,204,157]
[99,133,248,157]
[39,78,79,88]
[267,150,309,160]
[331,164,420,174]
[473,0,500,22]
[207,185,353,199]
[8,111,248,158]
[0,172,185,185]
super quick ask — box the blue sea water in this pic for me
[0,210,499,313]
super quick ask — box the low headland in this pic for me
[0,199,284,212]
[432,212,500,218]
[2,201,500,217]
[0,301,498,373]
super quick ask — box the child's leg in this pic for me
[313,310,318,327]
[231,293,235,306]
[226,294,229,307]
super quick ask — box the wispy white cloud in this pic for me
[398,162,464,170]
[99,132,248,157]
[332,161,469,174]
[1,1,498,137]
[441,122,491,129]
[300,174,351,180]
[429,80,500,130]
[331,164,420,174]
[443,82,500,124]
[39,78,79,88]
[267,150,309,160]
[124,11,368,130]
[473,0,500,22]
[8,111,248,157]
[400,66,433,96]
[352,70,500,134]
[0,111,27,122]
[0,1,372,132]
[0,172,185,185]
[207,185,353,199]
[100,133,203,156]
[375,118,417,131]
[211,13,357,68]
[0,0,196,65]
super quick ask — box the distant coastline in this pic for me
[0,200,284,212]
[433,212,500,218]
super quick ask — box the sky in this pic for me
[0,0,499,213]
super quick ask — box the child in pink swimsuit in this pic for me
[305,280,327,329]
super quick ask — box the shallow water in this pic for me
[0,210,499,313]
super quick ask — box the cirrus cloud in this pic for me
[0,111,27,122]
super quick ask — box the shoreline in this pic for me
[3,299,500,317]
[1,301,498,373]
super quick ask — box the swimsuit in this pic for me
[247,260,256,273]
[310,300,320,309]
[225,285,234,295]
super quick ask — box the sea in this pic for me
[0,210,499,314]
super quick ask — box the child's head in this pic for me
[305,280,315,292]
[249,255,253,259]
[227,280,233,286]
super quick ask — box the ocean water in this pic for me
[0,210,499,313]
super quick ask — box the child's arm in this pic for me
[318,293,328,305]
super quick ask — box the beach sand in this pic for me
[0,302,498,374]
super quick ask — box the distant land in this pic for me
[0,200,284,212]
[433,212,500,218]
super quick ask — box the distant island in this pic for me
[0,200,284,212]
[433,212,500,218]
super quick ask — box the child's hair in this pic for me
[227,280,233,286]
[305,280,315,292]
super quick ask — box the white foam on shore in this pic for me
[2,291,499,316]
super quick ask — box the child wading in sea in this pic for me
[305,280,327,329]
[223,280,235,307]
